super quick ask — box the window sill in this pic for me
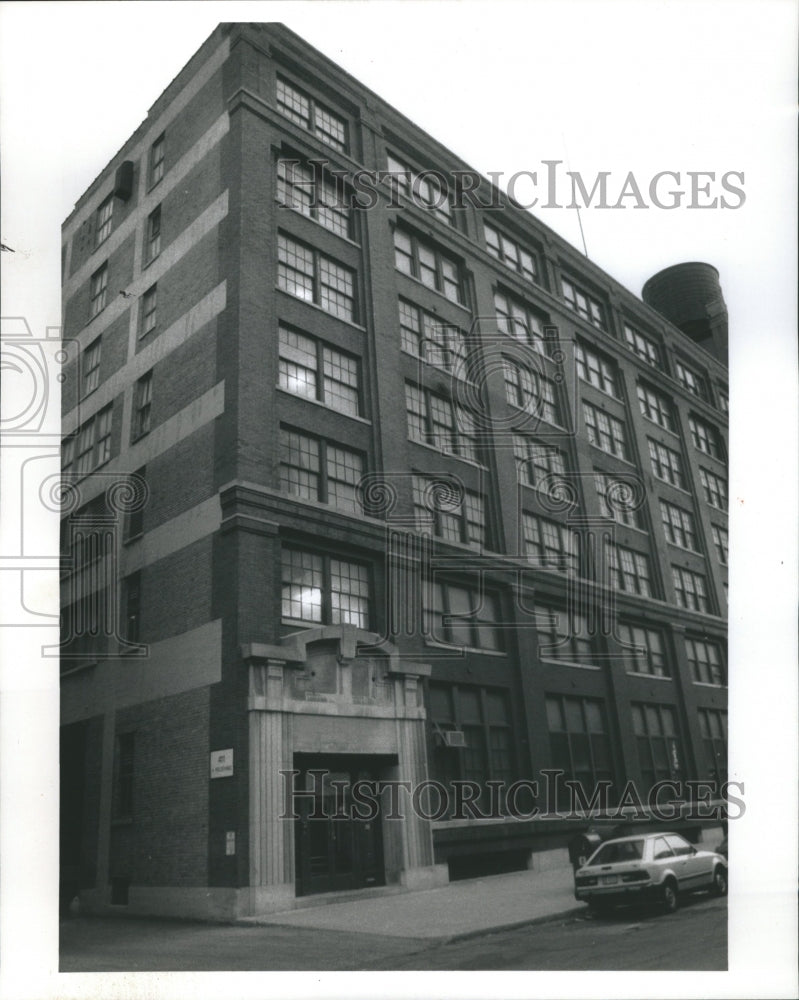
[275,386,371,424]
[274,200,360,248]
[585,441,635,466]
[276,287,366,332]
[423,640,506,657]
[394,269,470,313]
[640,415,680,437]
[539,657,602,671]
[626,671,672,681]
[142,253,160,271]
[406,437,486,469]
[693,680,727,689]
[577,377,623,404]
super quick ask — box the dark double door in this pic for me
[294,754,386,897]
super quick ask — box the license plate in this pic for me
[602,875,618,885]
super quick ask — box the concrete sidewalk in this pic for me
[243,866,584,941]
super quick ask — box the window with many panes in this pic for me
[698,708,727,784]
[648,439,686,489]
[699,468,728,510]
[131,371,152,441]
[494,290,548,353]
[141,284,157,337]
[631,702,684,789]
[561,276,606,330]
[484,223,538,283]
[278,326,361,417]
[398,298,466,369]
[583,402,629,459]
[606,543,652,596]
[82,338,101,398]
[89,263,108,319]
[505,360,561,425]
[623,323,663,370]
[424,580,503,650]
[393,227,463,304]
[659,499,699,551]
[145,205,161,264]
[276,76,348,152]
[711,524,728,564]
[149,133,165,187]
[63,406,113,476]
[279,427,363,513]
[546,695,615,809]
[685,636,725,685]
[405,382,478,461]
[576,343,619,397]
[412,475,486,548]
[688,414,723,459]
[281,548,370,628]
[513,434,567,489]
[278,234,356,321]
[618,623,669,676]
[534,604,596,663]
[385,153,453,224]
[675,359,709,401]
[523,514,579,574]
[95,196,114,247]
[277,159,352,239]
[671,566,710,612]
[594,471,645,529]
[637,383,675,431]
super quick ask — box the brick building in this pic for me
[60,22,728,919]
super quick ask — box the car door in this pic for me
[651,835,679,884]
[665,833,708,887]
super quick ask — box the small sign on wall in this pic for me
[225,831,236,856]
[210,748,234,779]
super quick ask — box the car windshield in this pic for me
[589,839,645,864]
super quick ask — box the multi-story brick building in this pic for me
[60,22,728,919]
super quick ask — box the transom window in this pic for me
[279,426,363,513]
[95,197,114,247]
[675,359,709,401]
[648,439,686,490]
[672,566,710,612]
[576,342,619,397]
[89,264,108,319]
[393,227,463,304]
[281,549,370,628]
[82,338,101,398]
[594,471,644,529]
[623,323,663,370]
[512,434,567,489]
[494,290,548,353]
[405,382,478,461]
[523,514,579,574]
[276,76,348,152]
[605,542,652,596]
[685,636,725,685]
[618,623,669,677]
[278,326,361,417]
[398,298,466,370]
[484,223,538,283]
[699,468,728,510]
[637,383,675,432]
[561,276,606,330]
[505,360,561,425]
[424,580,503,650]
[277,159,352,239]
[689,415,723,459]
[534,604,596,663]
[583,402,629,459]
[278,233,356,322]
[385,153,452,224]
[412,475,485,548]
[660,499,699,551]
[63,405,113,476]
[711,524,728,564]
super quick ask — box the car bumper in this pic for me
[575,883,660,904]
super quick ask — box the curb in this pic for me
[438,905,588,944]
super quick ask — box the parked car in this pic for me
[574,832,727,914]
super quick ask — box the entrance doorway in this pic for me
[294,754,389,897]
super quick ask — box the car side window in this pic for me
[665,834,693,857]
[653,837,673,860]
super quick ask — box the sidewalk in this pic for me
[243,865,584,941]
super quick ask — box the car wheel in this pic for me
[661,879,679,914]
[711,866,728,897]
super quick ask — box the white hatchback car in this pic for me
[574,832,727,914]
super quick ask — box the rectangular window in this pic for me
[393,227,463,304]
[82,337,101,398]
[398,298,466,370]
[277,159,351,238]
[89,263,108,318]
[279,427,363,514]
[546,695,614,810]
[688,414,723,459]
[672,566,710,612]
[123,572,141,643]
[606,542,652,596]
[699,468,728,510]
[276,76,348,152]
[576,342,619,397]
[660,499,699,551]
[618,623,668,677]
[145,205,161,263]
[718,390,728,414]
[698,708,728,784]
[95,196,114,247]
[648,439,685,489]
[637,383,675,431]
[583,402,629,459]
[512,434,567,489]
[124,467,146,541]
[149,133,165,187]
[624,323,663,370]
[386,153,453,224]
[484,223,538,283]
[631,702,684,789]
[141,284,157,337]
[494,290,547,353]
[505,360,561,425]
[523,514,578,574]
[412,475,486,548]
[685,636,725,685]
[281,549,370,628]
[534,604,595,662]
[132,371,153,441]
[711,524,728,564]
[561,276,606,330]
[278,326,361,416]
[113,732,135,820]
[278,234,355,321]
[64,405,113,476]
[424,580,503,651]
[594,471,644,529]
[675,359,709,401]
[405,382,478,461]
